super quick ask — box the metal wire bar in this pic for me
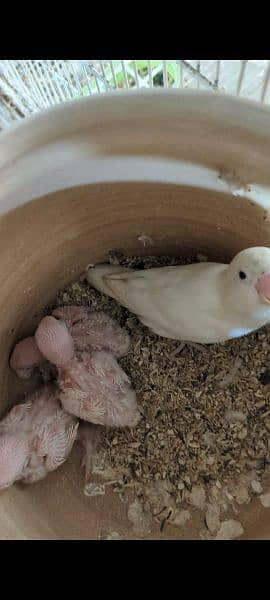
[260,61,270,102]
[236,60,247,96]
[162,60,168,87]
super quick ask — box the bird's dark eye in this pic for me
[239,271,247,280]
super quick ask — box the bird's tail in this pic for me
[86,264,134,304]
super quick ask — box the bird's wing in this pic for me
[0,401,33,434]
[106,269,145,280]
[36,419,79,471]
[104,266,189,296]
[103,271,151,306]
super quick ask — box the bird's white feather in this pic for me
[87,248,270,344]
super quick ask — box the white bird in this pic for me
[87,247,270,344]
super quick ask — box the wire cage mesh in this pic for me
[1,60,270,131]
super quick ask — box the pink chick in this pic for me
[35,316,140,429]
[0,385,79,490]
[9,336,45,379]
[52,306,130,357]
[10,306,130,379]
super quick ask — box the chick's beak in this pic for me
[256,271,270,303]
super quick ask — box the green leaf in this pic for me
[167,61,180,86]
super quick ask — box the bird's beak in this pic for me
[256,271,270,304]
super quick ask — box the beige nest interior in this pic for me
[1,91,270,539]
